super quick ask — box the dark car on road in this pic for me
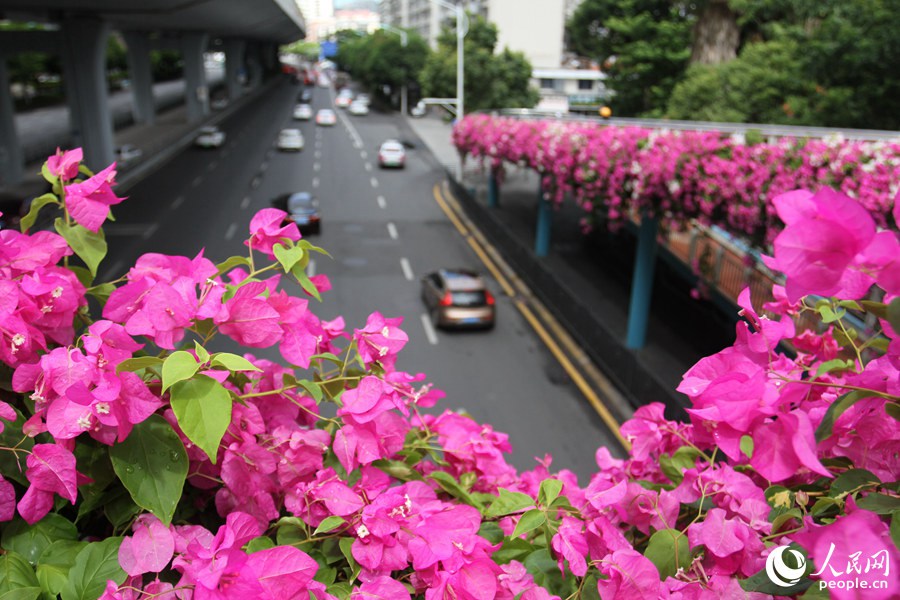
[421,269,496,329]
[272,192,320,235]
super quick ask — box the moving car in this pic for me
[410,100,427,118]
[299,89,313,103]
[293,104,313,120]
[277,128,304,152]
[194,126,225,148]
[348,101,369,116]
[421,269,496,329]
[355,93,370,106]
[335,94,353,109]
[211,98,229,110]
[378,140,406,168]
[316,109,337,126]
[272,192,320,235]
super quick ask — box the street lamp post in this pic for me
[429,0,466,178]
[378,24,408,116]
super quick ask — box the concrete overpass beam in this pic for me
[123,31,155,125]
[224,39,245,101]
[181,32,209,121]
[60,17,115,170]
[0,58,24,185]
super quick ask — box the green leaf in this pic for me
[837,300,863,311]
[215,255,252,277]
[372,459,421,481]
[86,282,116,303]
[740,435,754,459]
[108,414,188,525]
[485,488,535,517]
[492,538,534,564]
[477,522,504,545]
[886,402,900,422]
[297,379,324,404]
[810,497,840,517]
[644,529,690,580]
[273,242,307,273]
[813,359,854,379]
[292,265,321,301]
[0,587,41,600]
[245,537,276,553]
[817,304,844,324]
[1,515,77,565]
[194,342,210,365]
[887,297,900,334]
[771,508,803,534]
[0,407,33,485]
[53,218,106,277]
[161,351,200,393]
[115,356,163,374]
[41,163,58,186]
[538,479,563,507]
[326,582,352,600]
[0,551,39,593]
[20,194,59,233]
[830,469,881,498]
[338,537,360,583]
[274,517,307,547]
[35,541,86,597]
[856,493,900,514]
[659,446,701,484]
[861,300,888,319]
[60,538,125,600]
[512,509,546,538]
[169,375,233,463]
[740,545,812,595]
[314,516,346,535]
[815,391,866,443]
[429,471,476,505]
[103,489,140,529]
[210,352,261,372]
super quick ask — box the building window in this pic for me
[578,79,594,91]
[540,78,556,90]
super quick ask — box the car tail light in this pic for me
[310,215,320,221]
[439,292,453,306]
[485,291,495,306]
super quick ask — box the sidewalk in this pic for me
[405,113,740,414]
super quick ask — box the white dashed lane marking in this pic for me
[225,222,238,240]
[420,314,438,345]
[377,195,386,209]
[400,257,413,281]
[241,196,251,209]
[370,177,378,188]
[387,222,398,240]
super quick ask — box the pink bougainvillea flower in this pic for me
[64,163,124,232]
[551,517,589,576]
[242,545,319,598]
[595,549,663,599]
[245,208,301,257]
[352,576,411,600]
[119,515,176,576]
[765,188,876,301]
[354,312,408,370]
[46,147,83,181]
[750,410,831,482]
[0,475,15,522]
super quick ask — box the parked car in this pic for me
[293,104,313,120]
[316,109,337,126]
[410,100,427,118]
[115,144,143,165]
[194,125,225,148]
[277,128,304,152]
[378,140,406,168]
[348,101,369,116]
[272,192,320,235]
[421,269,496,329]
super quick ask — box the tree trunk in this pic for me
[691,0,740,65]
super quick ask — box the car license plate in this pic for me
[460,317,481,324]
[295,216,310,225]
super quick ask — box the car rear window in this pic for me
[451,291,487,306]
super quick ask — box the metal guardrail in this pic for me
[491,109,900,142]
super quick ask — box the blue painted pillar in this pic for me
[626,215,660,349]
[488,167,500,208]
[534,179,552,257]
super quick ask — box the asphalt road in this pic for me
[101,80,623,482]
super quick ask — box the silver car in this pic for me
[421,269,496,329]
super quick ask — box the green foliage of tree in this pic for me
[567,0,692,117]
[419,15,538,113]
[334,29,429,107]
[150,50,182,82]
[282,40,320,61]
[666,38,813,124]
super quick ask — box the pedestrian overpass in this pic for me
[0,0,306,183]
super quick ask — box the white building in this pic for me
[297,0,336,42]
[379,0,603,112]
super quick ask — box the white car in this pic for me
[411,101,427,118]
[378,140,406,168]
[195,126,225,148]
[355,93,370,106]
[335,95,353,109]
[348,101,369,116]
[115,144,143,165]
[316,109,337,126]
[277,129,304,152]
[293,104,313,120]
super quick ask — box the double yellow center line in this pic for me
[431,182,630,451]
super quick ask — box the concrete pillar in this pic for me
[180,32,209,121]
[245,43,263,89]
[261,42,277,73]
[487,167,500,208]
[534,179,552,257]
[0,57,23,185]
[625,215,660,350]
[60,17,114,170]
[224,39,245,100]
[123,31,155,125]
